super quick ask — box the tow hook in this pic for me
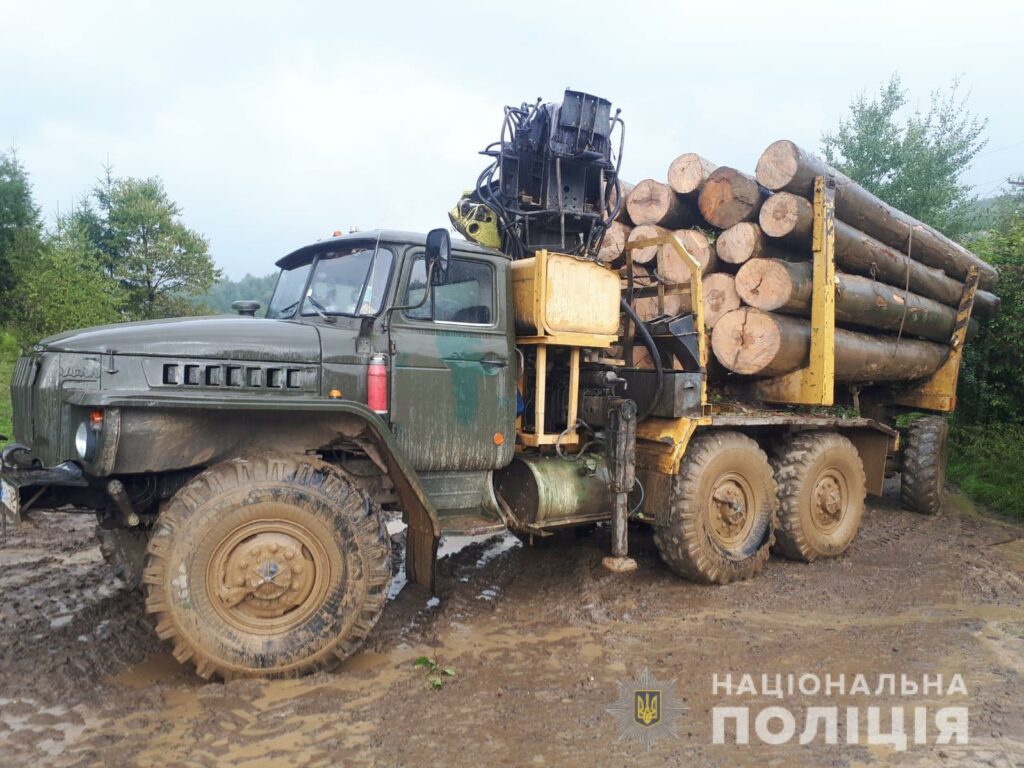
[107,479,140,528]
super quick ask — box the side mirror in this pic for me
[425,228,451,286]
[232,300,262,317]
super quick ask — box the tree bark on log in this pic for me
[755,139,999,289]
[758,192,999,319]
[717,221,793,265]
[667,153,717,196]
[598,221,631,264]
[735,259,977,342]
[626,179,698,228]
[712,307,948,381]
[703,272,741,328]
[697,167,768,229]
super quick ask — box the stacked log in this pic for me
[667,153,717,197]
[615,140,999,385]
[717,222,791,266]
[598,220,632,264]
[712,308,948,381]
[755,140,999,288]
[759,193,999,317]
[734,259,978,342]
[698,168,768,229]
[627,179,700,229]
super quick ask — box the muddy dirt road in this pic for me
[1,487,1022,767]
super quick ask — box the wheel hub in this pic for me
[811,470,846,532]
[709,475,753,547]
[208,518,330,634]
[218,532,315,617]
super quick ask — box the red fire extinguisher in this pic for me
[367,353,388,415]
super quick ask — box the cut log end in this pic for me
[598,221,631,264]
[627,224,668,265]
[711,307,790,376]
[697,167,766,229]
[759,192,813,240]
[667,153,716,196]
[626,179,688,228]
[672,229,717,277]
[734,259,803,312]
[754,139,801,191]
[634,291,691,321]
[702,273,741,328]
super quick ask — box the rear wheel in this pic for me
[143,455,391,680]
[772,432,866,562]
[900,416,949,515]
[654,431,777,584]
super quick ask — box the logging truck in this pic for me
[0,91,995,680]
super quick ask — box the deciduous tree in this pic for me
[822,75,988,238]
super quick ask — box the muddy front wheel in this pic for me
[653,431,777,584]
[144,455,391,680]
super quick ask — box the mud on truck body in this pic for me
[1,91,971,680]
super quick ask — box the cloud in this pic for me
[4,0,1023,277]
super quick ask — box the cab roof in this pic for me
[275,229,505,270]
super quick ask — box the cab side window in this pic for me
[405,257,494,325]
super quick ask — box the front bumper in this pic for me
[0,444,87,521]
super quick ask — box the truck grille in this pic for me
[10,356,37,443]
[159,362,316,391]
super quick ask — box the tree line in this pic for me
[0,158,220,346]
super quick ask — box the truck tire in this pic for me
[653,431,777,584]
[97,526,149,591]
[900,416,949,515]
[143,455,391,680]
[772,432,866,562]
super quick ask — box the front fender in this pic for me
[64,389,440,590]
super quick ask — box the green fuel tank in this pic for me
[493,454,613,528]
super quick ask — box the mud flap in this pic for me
[382,454,440,593]
[404,523,439,593]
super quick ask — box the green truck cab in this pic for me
[3,229,532,678]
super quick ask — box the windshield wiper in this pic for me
[305,293,336,324]
[274,300,300,319]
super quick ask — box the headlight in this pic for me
[75,421,97,461]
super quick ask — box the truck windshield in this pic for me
[303,246,394,318]
[266,263,312,319]
[266,245,395,320]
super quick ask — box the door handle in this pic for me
[480,358,507,368]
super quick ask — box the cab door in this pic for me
[388,248,515,473]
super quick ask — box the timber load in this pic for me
[598,138,1000,392]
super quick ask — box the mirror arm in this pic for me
[381,260,436,333]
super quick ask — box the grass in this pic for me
[0,332,19,444]
[949,423,1024,519]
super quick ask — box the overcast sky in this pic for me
[4,1,1022,279]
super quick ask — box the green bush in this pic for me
[948,424,1024,518]
[0,332,18,443]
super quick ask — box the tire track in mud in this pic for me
[0,494,1022,766]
